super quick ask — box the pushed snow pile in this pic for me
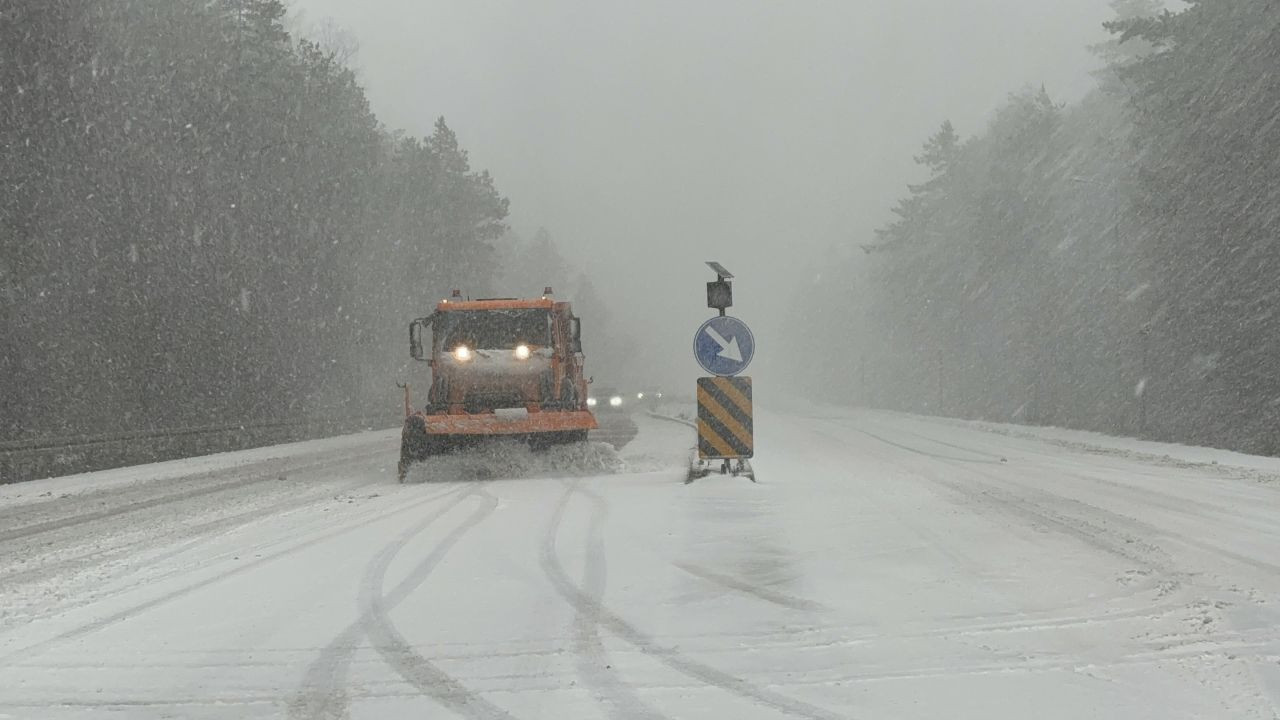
[650,402,695,423]
[404,440,624,483]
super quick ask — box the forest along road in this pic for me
[1,410,1279,719]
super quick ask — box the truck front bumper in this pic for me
[422,409,598,436]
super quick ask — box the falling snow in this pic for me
[4,1,1280,715]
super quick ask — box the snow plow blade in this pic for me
[423,410,597,436]
[397,409,598,481]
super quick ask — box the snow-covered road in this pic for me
[1,408,1278,719]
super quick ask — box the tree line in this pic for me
[0,0,532,443]
[788,0,1280,454]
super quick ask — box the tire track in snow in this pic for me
[358,488,513,719]
[4,634,1279,712]
[810,424,1022,598]
[666,599,1190,653]
[0,482,468,666]
[801,422,1194,627]
[0,447,389,544]
[857,415,1280,549]
[671,561,830,614]
[849,413,1280,576]
[769,635,1280,686]
[541,482,667,720]
[541,482,848,720]
[844,426,1003,465]
[840,418,1280,717]
[0,475,383,589]
[815,421,1172,622]
[846,424,1178,575]
[997,462,1280,575]
[935,457,1280,718]
[836,439,1174,595]
[289,485,507,720]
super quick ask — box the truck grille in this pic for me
[464,391,525,412]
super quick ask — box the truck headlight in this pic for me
[609,396,623,407]
[454,345,472,362]
[637,392,645,399]
[587,397,598,407]
[514,344,531,360]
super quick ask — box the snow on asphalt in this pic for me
[1,408,1278,718]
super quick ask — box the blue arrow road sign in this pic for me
[694,315,755,376]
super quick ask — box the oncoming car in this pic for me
[634,387,664,405]
[587,385,626,412]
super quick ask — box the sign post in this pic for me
[690,262,755,483]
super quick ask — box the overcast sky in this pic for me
[288,0,1116,389]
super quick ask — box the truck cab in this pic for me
[411,297,588,414]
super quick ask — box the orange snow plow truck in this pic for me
[397,289,597,481]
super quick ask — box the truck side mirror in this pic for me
[409,319,425,361]
[571,317,583,353]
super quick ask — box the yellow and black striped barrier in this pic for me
[696,376,753,459]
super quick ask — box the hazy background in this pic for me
[288,0,1114,391]
[13,0,1280,472]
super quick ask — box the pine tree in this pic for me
[1109,0,1280,449]
[1090,0,1167,70]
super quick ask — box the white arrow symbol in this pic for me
[704,326,744,362]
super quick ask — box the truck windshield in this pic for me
[436,309,551,350]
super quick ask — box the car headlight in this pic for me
[609,396,623,407]
[514,344,530,360]
[454,345,472,362]
[587,397,598,407]
[637,392,644,399]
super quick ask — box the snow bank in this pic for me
[943,416,1280,483]
[0,429,398,510]
[786,398,1280,484]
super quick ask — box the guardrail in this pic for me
[646,410,696,430]
[1,412,401,485]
